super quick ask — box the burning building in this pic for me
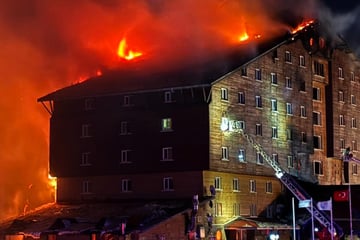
[2,14,360,240]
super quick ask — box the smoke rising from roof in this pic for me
[0,0,349,220]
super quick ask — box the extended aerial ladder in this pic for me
[238,129,344,238]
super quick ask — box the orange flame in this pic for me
[291,20,314,34]
[239,31,249,42]
[117,38,143,60]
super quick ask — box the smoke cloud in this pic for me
[0,0,339,220]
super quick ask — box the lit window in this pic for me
[84,98,95,111]
[266,181,273,193]
[162,147,173,161]
[161,118,172,131]
[163,177,174,191]
[221,88,228,100]
[286,103,293,115]
[255,69,262,80]
[299,55,305,67]
[81,152,91,166]
[314,161,323,175]
[340,139,345,150]
[352,118,357,128]
[164,91,172,103]
[271,99,278,112]
[339,115,345,126]
[255,95,262,108]
[221,147,229,160]
[339,91,344,102]
[313,135,322,149]
[238,149,246,162]
[352,164,358,175]
[314,61,324,76]
[255,124,262,136]
[313,88,321,100]
[271,73,278,85]
[121,179,132,192]
[300,106,306,118]
[351,95,356,105]
[287,155,294,168]
[232,178,239,191]
[313,112,321,125]
[272,127,278,139]
[256,152,264,164]
[338,67,344,79]
[121,150,131,163]
[285,51,292,63]
[82,180,92,194]
[81,124,92,138]
[286,77,292,89]
[238,92,245,104]
[215,177,222,190]
[250,180,256,192]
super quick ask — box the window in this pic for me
[352,164,358,175]
[233,203,240,216]
[286,103,293,115]
[313,88,321,101]
[338,67,344,79]
[271,127,278,139]
[123,95,131,106]
[285,51,291,63]
[301,132,307,143]
[300,106,306,118]
[163,177,174,191]
[255,69,262,80]
[271,73,278,85]
[352,140,358,151]
[255,95,262,108]
[221,88,228,100]
[221,147,229,160]
[271,99,278,112]
[238,92,245,104]
[164,91,172,103]
[121,179,132,192]
[215,203,223,216]
[81,152,91,166]
[238,149,246,162]
[121,150,131,163]
[286,128,293,141]
[300,80,306,92]
[266,181,273,193]
[238,121,245,130]
[339,115,345,126]
[241,67,247,76]
[256,152,264,164]
[313,112,321,125]
[351,72,355,82]
[314,161,323,175]
[339,91,344,102]
[120,121,129,135]
[250,180,256,192]
[286,77,292,89]
[266,205,274,218]
[82,180,92,194]
[162,147,173,161]
[352,118,357,128]
[340,139,345,150]
[232,178,239,192]
[351,95,356,105]
[287,155,294,168]
[81,124,92,138]
[250,204,257,217]
[272,153,279,163]
[314,61,324,76]
[161,118,172,131]
[84,98,95,110]
[255,124,262,136]
[313,135,322,149]
[299,55,305,67]
[215,177,222,190]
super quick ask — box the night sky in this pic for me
[0,0,358,220]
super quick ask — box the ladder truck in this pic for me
[238,129,344,238]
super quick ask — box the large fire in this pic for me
[291,19,315,34]
[0,0,317,220]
